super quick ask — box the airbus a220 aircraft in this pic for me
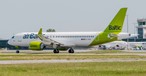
[8,8,128,53]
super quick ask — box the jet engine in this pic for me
[29,41,44,50]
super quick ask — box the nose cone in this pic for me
[8,39,12,45]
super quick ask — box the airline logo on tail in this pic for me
[109,25,121,30]
[104,8,127,33]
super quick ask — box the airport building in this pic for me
[123,18,146,42]
[0,39,8,48]
[137,19,146,39]
[0,39,17,49]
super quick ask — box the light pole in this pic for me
[127,15,129,50]
[133,23,138,42]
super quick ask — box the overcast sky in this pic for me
[0,0,145,39]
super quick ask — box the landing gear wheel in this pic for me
[40,43,44,50]
[68,48,74,53]
[53,49,59,53]
[16,50,20,53]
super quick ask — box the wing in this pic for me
[37,28,64,47]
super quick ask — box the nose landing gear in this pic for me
[16,50,20,53]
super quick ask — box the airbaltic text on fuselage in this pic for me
[109,25,121,30]
[23,33,38,39]
[22,33,93,40]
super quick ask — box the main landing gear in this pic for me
[53,48,74,53]
[68,48,74,53]
[53,49,59,53]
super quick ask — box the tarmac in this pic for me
[0,49,94,53]
[1,58,146,64]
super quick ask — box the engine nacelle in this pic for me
[29,41,44,50]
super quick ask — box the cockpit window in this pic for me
[12,36,15,39]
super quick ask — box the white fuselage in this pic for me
[8,32,134,47]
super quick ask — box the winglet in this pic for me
[38,28,42,35]
[37,28,43,41]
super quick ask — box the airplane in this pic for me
[8,8,128,53]
[98,34,138,50]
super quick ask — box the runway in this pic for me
[0,49,94,53]
[1,58,146,64]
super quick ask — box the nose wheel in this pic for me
[16,50,20,53]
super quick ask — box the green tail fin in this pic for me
[104,8,127,34]
[90,8,127,46]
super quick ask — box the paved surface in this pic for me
[1,49,146,53]
[0,49,94,53]
[1,58,146,64]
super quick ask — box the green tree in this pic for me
[46,29,56,32]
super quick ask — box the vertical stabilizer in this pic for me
[104,8,127,34]
[90,8,127,46]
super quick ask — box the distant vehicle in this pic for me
[8,8,128,53]
[98,34,138,50]
[98,41,127,50]
[128,42,146,50]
